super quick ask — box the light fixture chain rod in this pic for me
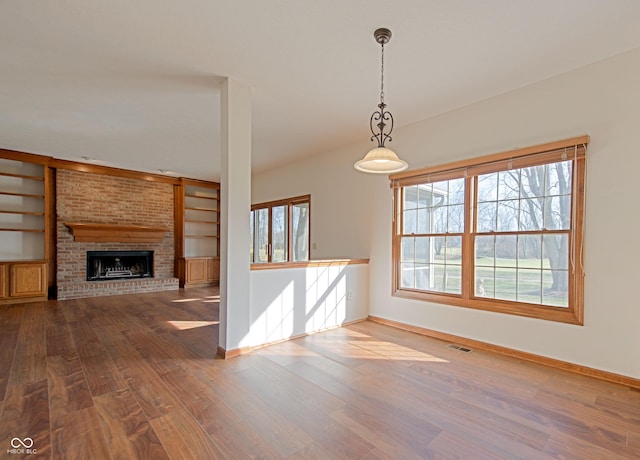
[380,43,385,103]
[368,28,394,149]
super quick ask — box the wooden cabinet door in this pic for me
[0,265,8,299]
[10,263,47,297]
[207,258,220,283]
[186,258,208,284]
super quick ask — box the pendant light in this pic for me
[354,27,408,174]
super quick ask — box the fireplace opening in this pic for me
[86,250,153,281]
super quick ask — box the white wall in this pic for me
[251,145,378,260]
[247,263,368,348]
[252,47,640,379]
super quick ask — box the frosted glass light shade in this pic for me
[354,147,409,174]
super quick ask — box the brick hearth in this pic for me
[56,169,178,299]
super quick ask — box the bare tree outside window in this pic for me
[392,136,586,324]
[475,161,571,306]
[250,195,310,264]
[292,202,309,261]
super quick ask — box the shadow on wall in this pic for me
[248,263,369,348]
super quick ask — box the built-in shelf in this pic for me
[0,191,45,199]
[0,172,44,181]
[0,228,44,233]
[185,206,217,212]
[185,192,218,199]
[0,210,45,216]
[65,222,168,243]
[0,155,49,304]
[175,179,220,287]
[185,219,219,224]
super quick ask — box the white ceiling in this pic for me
[2,1,640,181]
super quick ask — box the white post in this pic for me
[219,78,252,354]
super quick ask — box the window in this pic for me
[391,136,587,324]
[250,195,310,263]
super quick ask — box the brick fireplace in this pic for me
[56,169,179,299]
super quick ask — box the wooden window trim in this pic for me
[390,136,588,325]
[251,194,310,264]
[390,135,589,184]
[251,194,311,211]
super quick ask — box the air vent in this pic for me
[447,344,472,353]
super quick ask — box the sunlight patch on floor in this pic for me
[169,295,219,303]
[351,341,449,362]
[262,336,449,362]
[167,320,219,330]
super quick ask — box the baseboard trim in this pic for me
[217,346,242,359]
[368,315,640,390]
[216,317,368,360]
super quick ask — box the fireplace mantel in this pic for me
[64,222,168,243]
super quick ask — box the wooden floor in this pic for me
[0,288,638,459]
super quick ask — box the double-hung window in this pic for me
[250,195,310,263]
[391,136,587,324]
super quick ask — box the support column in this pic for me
[218,78,252,355]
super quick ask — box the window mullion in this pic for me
[287,203,293,262]
[461,176,474,299]
[267,206,273,263]
[393,187,403,291]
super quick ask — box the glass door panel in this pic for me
[272,205,288,262]
[254,208,269,263]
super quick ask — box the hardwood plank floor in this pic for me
[0,287,638,459]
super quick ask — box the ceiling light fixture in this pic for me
[354,27,408,174]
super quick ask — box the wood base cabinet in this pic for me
[0,261,47,304]
[178,257,220,288]
[0,265,7,299]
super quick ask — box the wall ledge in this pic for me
[250,258,369,271]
